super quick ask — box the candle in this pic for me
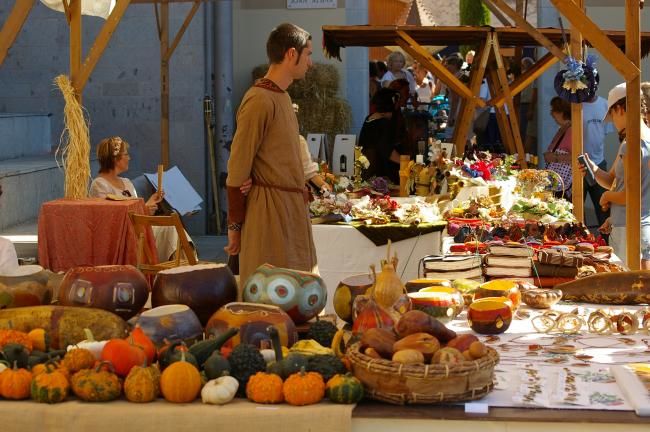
[416,154,424,164]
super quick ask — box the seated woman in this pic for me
[544,97,573,198]
[89,136,188,262]
[359,88,404,184]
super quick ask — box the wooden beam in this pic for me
[481,0,512,27]
[570,0,584,223]
[61,0,72,23]
[486,67,515,156]
[70,0,81,103]
[160,2,170,168]
[0,0,36,67]
[492,33,527,167]
[395,30,486,108]
[73,0,132,94]
[625,0,641,270]
[550,0,640,81]
[491,52,558,108]
[162,0,200,62]
[483,0,567,62]
[452,36,492,156]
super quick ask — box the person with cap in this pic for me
[579,82,650,268]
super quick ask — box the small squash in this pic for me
[101,338,147,377]
[71,361,121,402]
[32,360,70,381]
[67,328,107,360]
[391,349,424,364]
[246,371,284,404]
[266,326,308,379]
[28,329,49,352]
[326,373,364,404]
[203,351,231,381]
[124,361,161,403]
[282,367,325,406]
[188,327,239,366]
[0,329,33,352]
[0,361,32,399]
[160,351,202,403]
[129,326,157,365]
[30,361,70,404]
[62,348,96,373]
[201,375,239,405]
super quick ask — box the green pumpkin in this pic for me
[326,373,364,404]
[1,343,29,369]
[203,351,231,380]
[189,327,238,366]
[265,326,308,379]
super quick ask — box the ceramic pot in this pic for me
[205,302,298,348]
[242,264,327,324]
[152,263,237,326]
[407,288,463,323]
[473,279,522,311]
[57,265,149,320]
[333,274,374,324]
[467,297,513,335]
[404,278,451,293]
[0,265,53,308]
[136,304,203,347]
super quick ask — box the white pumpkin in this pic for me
[0,361,7,373]
[201,376,239,405]
[66,328,107,360]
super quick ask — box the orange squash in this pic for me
[282,367,325,406]
[246,372,284,404]
[71,361,121,402]
[124,362,160,403]
[101,338,146,377]
[30,361,70,404]
[32,360,70,381]
[27,328,48,352]
[0,362,32,400]
[160,351,201,403]
[63,348,96,373]
[129,326,156,365]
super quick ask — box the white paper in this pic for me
[144,166,203,216]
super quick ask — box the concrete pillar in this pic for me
[213,0,234,234]
[345,0,368,136]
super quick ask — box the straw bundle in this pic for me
[54,75,91,199]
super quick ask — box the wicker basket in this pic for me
[348,342,499,405]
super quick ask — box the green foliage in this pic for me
[459,0,491,26]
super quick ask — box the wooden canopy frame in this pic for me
[0,0,207,168]
[323,2,649,269]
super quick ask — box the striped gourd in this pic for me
[325,373,364,404]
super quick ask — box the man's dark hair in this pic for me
[266,23,311,65]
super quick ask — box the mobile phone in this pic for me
[577,154,595,186]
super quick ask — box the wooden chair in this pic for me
[128,211,200,276]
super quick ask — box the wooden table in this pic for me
[37,198,152,272]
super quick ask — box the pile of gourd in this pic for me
[0,324,363,406]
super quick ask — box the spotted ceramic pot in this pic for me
[242,264,327,324]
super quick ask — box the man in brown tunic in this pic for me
[224,23,318,284]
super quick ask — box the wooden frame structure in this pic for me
[0,0,207,168]
[323,7,649,268]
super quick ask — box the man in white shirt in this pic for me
[582,95,615,229]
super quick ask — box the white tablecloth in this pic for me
[312,224,443,313]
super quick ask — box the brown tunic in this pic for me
[226,79,317,283]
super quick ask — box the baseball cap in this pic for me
[603,82,627,123]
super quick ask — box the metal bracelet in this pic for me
[227,222,242,232]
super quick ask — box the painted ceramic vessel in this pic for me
[0,265,53,307]
[404,278,451,293]
[205,302,298,348]
[57,265,149,320]
[467,297,513,335]
[242,264,327,324]
[473,279,522,311]
[408,287,464,323]
[136,304,203,346]
[152,263,237,326]
[333,273,374,324]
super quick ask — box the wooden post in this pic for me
[486,67,516,156]
[570,0,584,222]
[0,0,36,67]
[491,52,558,108]
[625,0,641,270]
[159,2,170,168]
[70,0,82,103]
[452,36,491,156]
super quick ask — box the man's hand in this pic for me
[240,178,252,196]
[224,229,241,255]
[599,191,611,211]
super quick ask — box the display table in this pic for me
[38,198,154,272]
[312,223,445,313]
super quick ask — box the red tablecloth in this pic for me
[38,198,154,272]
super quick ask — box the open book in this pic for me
[144,166,203,216]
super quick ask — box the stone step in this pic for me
[0,113,52,161]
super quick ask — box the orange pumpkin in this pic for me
[246,372,284,404]
[0,330,33,352]
[30,362,70,404]
[160,352,201,403]
[27,329,48,352]
[0,362,33,400]
[101,338,146,377]
[282,368,325,406]
[129,326,156,365]
[124,362,160,403]
[32,361,70,381]
[63,348,96,373]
